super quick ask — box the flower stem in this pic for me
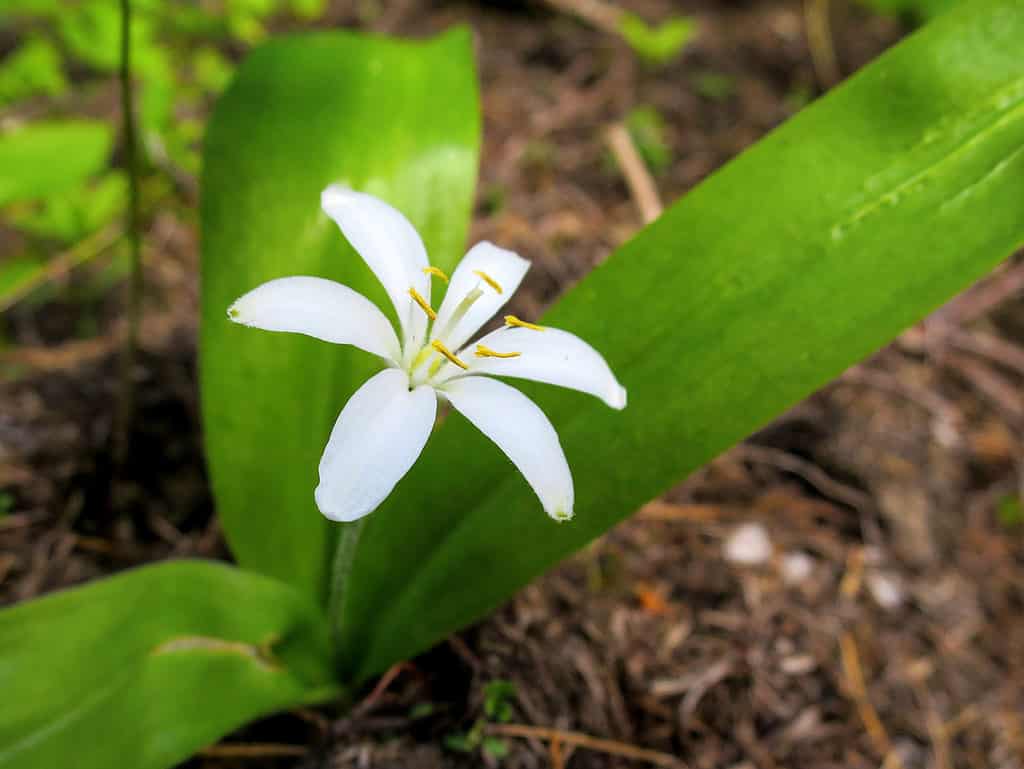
[327,519,366,657]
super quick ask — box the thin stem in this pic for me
[327,519,366,656]
[114,0,143,465]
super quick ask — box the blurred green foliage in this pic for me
[625,105,672,174]
[444,679,516,759]
[0,38,67,106]
[0,120,111,207]
[998,495,1023,529]
[0,0,331,310]
[693,71,735,102]
[617,12,696,65]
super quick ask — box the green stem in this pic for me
[327,519,366,657]
[114,0,142,465]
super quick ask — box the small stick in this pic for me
[0,224,122,313]
[605,122,663,224]
[804,0,840,88]
[199,743,307,758]
[353,661,411,715]
[637,501,724,523]
[550,735,566,769]
[839,633,897,763]
[486,723,686,767]
[543,0,623,37]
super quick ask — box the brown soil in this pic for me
[2,2,1023,768]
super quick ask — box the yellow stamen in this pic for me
[473,270,503,294]
[475,344,521,359]
[430,339,468,370]
[423,266,449,283]
[408,287,436,320]
[504,315,545,331]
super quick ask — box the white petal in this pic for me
[445,326,627,410]
[431,242,530,352]
[228,276,401,363]
[315,368,436,522]
[441,376,573,521]
[321,185,431,349]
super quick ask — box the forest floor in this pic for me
[2,1,1023,768]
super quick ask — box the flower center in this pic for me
[404,270,538,386]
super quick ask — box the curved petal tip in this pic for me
[608,383,628,410]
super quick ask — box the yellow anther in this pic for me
[408,287,436,321]
[473,270,503,294]
[423,266,449,283]
[430,339,468,370]
[475,344,521,359]
[504,315,545,331]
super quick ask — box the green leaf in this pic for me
[0,121,112,207]
[0,560,338,769]
[997,495,1023,528]
[7,172,126,241]
[624,106,671,174]
[618,13,697,65]
[199,28,480,601]
[0,37,67,107]
[341,0,1024,679]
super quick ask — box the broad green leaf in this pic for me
[340,0,1024,679]
[0,121,111,207]
[0,560,338,769]
[200,29,480,600]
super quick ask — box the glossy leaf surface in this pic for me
[341,1,1024,679]
[0,561,338,769]
[199,28,480,600]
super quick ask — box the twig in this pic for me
[0,223,122,313]
[199,743,307,758]
[804,0,840,88]
[1,335,118,372]
[542,0,624,37]
[114,0,143,466]
[733,444,873,513]
[486,723,686,767]
[944,354,1024,422]
[944,328,1024,377]
[352,661,411,716]
[550,735,566,769]
[636,501,724,523]
[605,122,663,224]
[839,633,897,763]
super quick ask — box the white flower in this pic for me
[228,186,626,524]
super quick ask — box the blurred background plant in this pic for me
[0,0,333,320]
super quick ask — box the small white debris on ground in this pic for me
[867,571,905,610]
[781,551,815,584]
[724,523,773,566]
